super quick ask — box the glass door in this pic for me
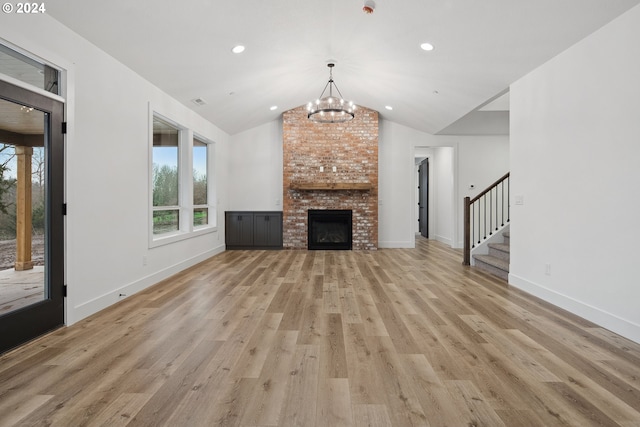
[0,80,64,353]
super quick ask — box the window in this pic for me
[193,137,208,227]
[152,116,180,235]
[0,43,60,95]
[150,111,216,245]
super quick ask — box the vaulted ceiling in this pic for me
[46,0,640,135]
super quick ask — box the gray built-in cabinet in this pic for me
[225,211,283,249]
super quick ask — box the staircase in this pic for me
[473,231,510,280]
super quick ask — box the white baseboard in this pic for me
[68,244,226,325]
[509,273,640,344]
[433,234,452,246]
[379,240,415,248]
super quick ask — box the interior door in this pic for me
[0,80,65,353]
[418,159,429,238]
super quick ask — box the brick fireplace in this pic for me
[282,105,378,250]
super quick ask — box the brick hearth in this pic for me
[282,105,378,250]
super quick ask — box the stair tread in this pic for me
[474,254,509,271]
[488,243,510,252]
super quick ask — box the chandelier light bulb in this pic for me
[307,63,356,124]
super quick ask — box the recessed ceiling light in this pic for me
[385,105,393,111]
[270,105,278,111]
[231,45,245,54]
[420,42,435,51]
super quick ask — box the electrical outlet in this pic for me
[332,166,337,172]
[545,263,551,276]
[142,256,147,266]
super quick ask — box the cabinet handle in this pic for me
[238,215,242,221]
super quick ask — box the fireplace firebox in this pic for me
[308,209,352,250]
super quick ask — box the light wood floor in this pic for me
[2,238,640,426]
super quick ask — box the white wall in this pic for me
[379,120,436,247]
[227,119,283,211]
[510,4,640,343]
[1,14,230,325]
[411,133,509,248]
[224,117,509,250]
[380,121,508,249]
[432,147,455,246]
[451,136,510,247]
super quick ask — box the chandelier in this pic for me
[307,63,356,123]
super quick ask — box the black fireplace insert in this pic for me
[308,209,352,250]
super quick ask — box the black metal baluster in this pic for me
[501,181,504,226]
[471,202,475,248]
[482,196,486,239]
[476,202,480,245]
[497,185,500,228]
[507,176,510,223]
[462,173,510,265]
[479,199,482,243]
[489,190,493,235]
[481,197,484,241]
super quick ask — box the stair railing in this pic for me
[463,172,510,265]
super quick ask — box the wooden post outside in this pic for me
[463,196,470,266]
[15,146,33,271]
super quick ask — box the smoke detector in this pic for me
[363,0,376,14]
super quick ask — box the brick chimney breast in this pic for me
[283,105,378,250]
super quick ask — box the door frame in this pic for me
[418,158,429,238]
[0,79,65,353]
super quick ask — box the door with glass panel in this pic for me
[0,80,64,353]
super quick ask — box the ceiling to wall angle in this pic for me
[43,0,640,135]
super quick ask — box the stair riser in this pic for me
[489,247,510,262]
[475,259,509,281]
[471,229,510,280]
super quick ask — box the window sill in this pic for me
[149,225,218,249]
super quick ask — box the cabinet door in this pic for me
[226,212,254,247]
[269,213,283,247]
[254,213,282,247]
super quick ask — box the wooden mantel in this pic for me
[289,182,372,191]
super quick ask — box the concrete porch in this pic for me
[0,266,44,315]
